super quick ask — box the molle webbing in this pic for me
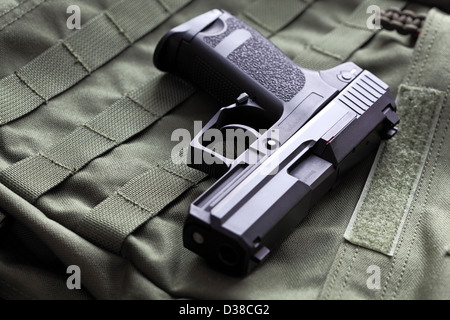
[76,161,207,254]
[293,0,407,70]
[0,0,192,125]
[0,73,195,203]
[0,0,47,32]
[344,85,445,255]
[344,8,450,256]
[240,0,315,37]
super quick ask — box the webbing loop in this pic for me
[0,73,195,203]
[344,8,450,256]
[0,0,192,125]
[240,0,315,37]
[0,0,47,32]
[293,0,407,70]
[76,160,207,254]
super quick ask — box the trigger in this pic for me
[236,93,250,105]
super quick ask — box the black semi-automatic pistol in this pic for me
[154,9,399,276]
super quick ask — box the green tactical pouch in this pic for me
[0,0,449,300]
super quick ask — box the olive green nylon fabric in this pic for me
[0,72,195,203]
[0,0,191,125]
[77,160,207,254]
[344,85,445,256]
[321,7,450,300]
[239,0,315,37]
[293,0,407,70]
[0,0,47,32]
[0,0,23,15]
[0,182,170,299]
[0,0,449,300]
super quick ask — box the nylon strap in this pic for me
[0,0,19,15]
[240,0,314,37]
[0,0,192,125]
[293,0,406,70]
[0,0,46,32]
[76,160,207,254]
[0,72,195,203]
[344,8,449,256]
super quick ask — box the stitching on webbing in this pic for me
[116,190,156,215]
[104,11,133,44]
[156,0,172,14]
[242,11,273,34]
[415,15,441,88]
[347,88,444,258]
[0,0,49,32]
[83,123,117,143]
[14,71,47,103]
[404,12,435,85]
[337,247,359,299]
[381,15,440,298]
[392,84,450,300]
[350,145,388,246]
[0,0,28,19]
[125,95,160,118]
[384,12,447,299]
[310,45,343,61]
[116,162,204,216]
[342,21,374,32]
[383,93,429,251]
[37,153,75,173]
[323,244,348,300]
[352,93,431,255]
[380,112,433,298]
[157,164,198,185]
[62,41,92,74]
[242,0,314,35]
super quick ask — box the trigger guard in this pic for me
[220,124,262,141]
[188,95,274,178]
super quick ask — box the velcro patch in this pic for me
[344,85,445,256]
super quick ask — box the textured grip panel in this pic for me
[189,56,242,104]
[203,17,305,102]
